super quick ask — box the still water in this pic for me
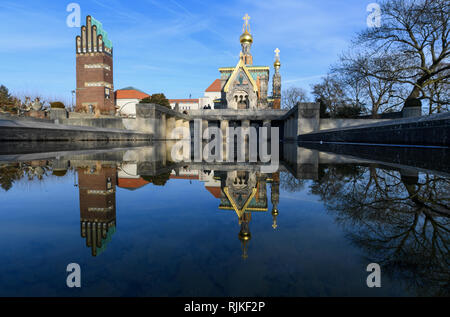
[0,142,448,296]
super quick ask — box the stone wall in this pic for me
[187,108,288,121]
[298,112,450,146]
[319,119,388,131]
[0,118,151,142]
[136,103,190,139]
[59,117,125,130]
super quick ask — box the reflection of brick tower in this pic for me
[78,164,116,256]
[75,15,115,115]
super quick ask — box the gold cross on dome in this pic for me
[243,13,250,32]
[274,48,280,57]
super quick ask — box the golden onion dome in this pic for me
[274,60,281,68]
[240,30,253,44]
[238,231,251,241]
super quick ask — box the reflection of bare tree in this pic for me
[280,171,306,192]
[311,164,450,296]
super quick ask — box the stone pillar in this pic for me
[184,120,191,161]
[202,120,209,140]
[241,120,250,161]
[402,98,422,118]
[220,120,229,160]
[263,120,271,141]
[160,140,167,166]
[175,119,184,140]
[158,113,166,140]
[166,117,176,140]
[192,119,202,161]
[297,102,320,135]
[183,120,190,140]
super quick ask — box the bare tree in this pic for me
[333,52,407,117]
[281,87,309,109]
[356,0,449,111]
[311,75,362,118]
[424,68,450,113]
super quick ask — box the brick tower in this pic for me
[75,16,115,115]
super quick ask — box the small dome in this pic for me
[240,30,253,44]
[274,60,281,68]
[272,207,279,216]
[238,231,251,241]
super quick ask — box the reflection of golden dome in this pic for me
[238,231,251,241]
[240,30,253,44]
[274,60,281,68]
[272,207,279,216]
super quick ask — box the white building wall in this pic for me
[169,101,200,111]
[199,91,221,109]
[117,98,139,117]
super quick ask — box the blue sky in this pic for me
[0,0,371,103]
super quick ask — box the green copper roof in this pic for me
[97,225,116,256]
[91,16,113,49]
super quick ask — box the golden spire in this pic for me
[240,13,253,44]
[274,48,281,68]
[243,13,251,32]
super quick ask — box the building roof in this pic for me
[223,59,258,93]
[169,99,199,103]
[117,177,150,190]
[115,88,150,100]
[205,79,221,92]
[205,186,222,198]
[91,16,113,49]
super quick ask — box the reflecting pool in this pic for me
[0,142,448,296]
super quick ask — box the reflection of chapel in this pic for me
[214,14,282,110]
[214,170,280,259]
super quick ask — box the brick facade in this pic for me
[75,16,115,115]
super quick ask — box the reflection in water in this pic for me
[0,142,448,296]
[0,161,50,190]
[118,165,281,260]
[311,165,450,296]
[78,165,117,257]
[215,170,280,259]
